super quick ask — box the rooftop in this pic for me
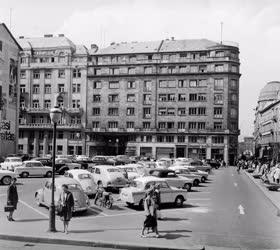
[258,81,280,103]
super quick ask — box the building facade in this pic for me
[0,23,22,157]
[238,136,255,157]
[18,35,88,156]
[254,81,280,160]
[86,39,240,164]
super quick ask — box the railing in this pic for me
[26,108,50,113]
[19,123,83,129]
[66,108,83,114]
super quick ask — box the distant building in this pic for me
[238,137,255,157]
[87,39,241,164]
[254,81,280,160]
[0,23,22,157]
[17,34,88,157]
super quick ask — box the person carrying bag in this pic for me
[5,178,18,221]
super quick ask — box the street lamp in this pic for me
[48,105,62,232]
[116,138,119,155]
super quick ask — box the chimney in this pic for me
[44,34,53,38]
[19,36,24,39]
[171,36,175,40]
[58,34,64,37]
[90,44,98,52]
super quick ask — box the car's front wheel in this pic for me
[139,199,144,210]
[21,172,29,178]
[1,176,12,185]
[45,171,52,178]
[174,196,184,207]
[201,176,206,183]
[193,179,200,187]
[183,183,191,191]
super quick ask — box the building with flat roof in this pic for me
[86,38,240,164]
[17,34,88,156]
[0,23,22,157]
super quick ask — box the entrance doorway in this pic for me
[176,147,186,158]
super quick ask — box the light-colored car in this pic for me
[120,176,188,208]
[75,155,91,161]
[1,157,22,171]
[149,169,193,191]
[155,158,173,169]
[90,165,127,189]
[14,161,52,178]
[0,169,16,185]
[35,177,90,212]
[118,165,142,180]
[171,164,209,182]
[64,169,97,196]
[169,166,202,186]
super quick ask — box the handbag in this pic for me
[57,204,65,216]
[4,205,14,212]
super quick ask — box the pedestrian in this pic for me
[94,180,105,205]
[6,177,18,221]
[58,184,74,234]
[273,165,280,184]
[223,160,226,168]
[141,189,159,238]
[153,184,162,220]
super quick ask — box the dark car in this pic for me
[114,155,133,165]
[32,158,52,167]
[91,156,115,166]
[54,158,81,175]
[206,159,221,169]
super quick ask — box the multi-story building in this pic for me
[17,34,89,156]
[0,23,22,157]
[254,81,280,160]
[87,39,240,164]
[238,136,255,157]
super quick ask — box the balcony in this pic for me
[26,108,50,114]
[66,107,83,115]
[19,123,83,129]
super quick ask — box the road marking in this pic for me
[19,200,48,218]
[88,207,108,216]
[234,182,238,187]
[238,204,245,215]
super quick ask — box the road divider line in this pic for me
[19,200,48,218]
[238,204,245,215]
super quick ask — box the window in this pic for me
[212,136,224,144]
[144,81,152,91]
[33,70,40,79]
[214,94,223,104]
[108,108,118,116]
[69,132,76,140]
[44,84,51,94]
[230,79,237,89]
[158,108,167,116]
[198,107,206,115]
[127,94,136,102]
[110,68,120,75]
[143,108,151,118]
[144,67,152,74]
[189,107,197,115]
[230,108,237,118]
[199,65,207,73]
[231,94,237,102]
[72,84,81,93]
[198,122,205,130]
[178,108,186,116]
[92,108,100,116]
[190,66,198,73]
[231,122,238,130]
[58,69,65,78]
[158,122,166,129]
[57,131,63,140]
[169,67,176,74]
[93,81,102,89]
[72,99,80,108]
[167,108,175,115]
[157,135,164,142]
[20,70,26,79]
[189,136,198,143]
[19,100,25,108]
[178,122,185,129]
[214,122,223,130]
[45,70,52,79]
[58,84,64,93]
[166,136,174,142]
[32,100,39,109]
[32,85,40,94]
[214,79,224,90]
[108,121,118,128]
[20,85,26,93]
[109,81,119,89]
[158,94,175,102]
[73,69,81,78]
[57,99,64,108]
[178,136,185,143]
[128,67,135,74]
[189,122,197,129]
[143,122,150,129]
[127,81,136,89]
[190,93,207,101]
[198,79,207,87]
[160,67,168,74]
[93,95,101,102]
[92,121,100,129]
[44,100,51,109]
[231,65,238,73]
[127,122,134,128]
[143,94,151,104]
[215,64,224,72]
[189,80,197,87]
[108,94,119,102]
[214,107,223,118]
[39,116,44,123]
[39,131,44,140]
[178,80,187,88]
[94,68,101,75]
[216,51,224,57]
[31,116,36,123]
[178,94,186,101]
[159,80,176,88]
[127,107,135,116]
[179,66,187,74]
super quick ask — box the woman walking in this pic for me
[6,177,18,221]
[58,184,74,234]
[153,184,162,220]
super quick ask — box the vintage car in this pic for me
[114,155,133,165]
[90,165,127,189]
[35,177,90,212]
[91,156,116,166]
[54,158,81,175]
[155,158,173,169]
[149,169,193,191]
[64,169,97,196]
[32,157,52,167]
[169,165,208,183]
[118,165,142,180]
[0,157,23,171]
[174,160,211,173]
[0,169,16,185]
[169,166,201,186]
[120,176,188,208]
[14,161,52,178]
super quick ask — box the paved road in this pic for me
[0,168,279,249]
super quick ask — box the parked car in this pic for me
[171,165,208,182]
[64,169,97,196]
[205,159,221,169]
[169,166,201,186]
[174,160,211,173]
[56,155,75,160]
[118,165,141,181]
[120,176,188,209]
[15,161,53,178]
[0,169,16,185]
[149,169,193,191]
[90,165,127,189]
[155,158,173,169]
[32,157,52,167]
[0,157,23,171]
[91,156,115,166]
[54,158,81,175]
[35,177,90,212]
[114,155,133,165]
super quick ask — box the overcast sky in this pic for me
[1,0,280,140]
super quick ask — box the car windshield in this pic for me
[67,184,82,190]
[6,158,22,162]
[78,174,92,179]
[129,181,144,189]
[107,168,120,173]
[124,168,137,172]
[29,162,43,167]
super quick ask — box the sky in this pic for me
[1,0,280,140]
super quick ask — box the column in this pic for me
[43,134,48,156]
[152,146,157,159]
[224,136,229,165]
[206,136,211,160]
[33,136,38,157]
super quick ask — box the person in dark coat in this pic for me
[7,177,18,221]
[153,184,162,220]
[58,184,74,234]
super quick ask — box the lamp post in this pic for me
[48,105,62,232]
[116,138,119,155]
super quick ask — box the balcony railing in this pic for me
[19,123,82,129]
[66,107,83,114]
[26,108,50,113]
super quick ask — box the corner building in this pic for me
[18,35,88,156]
[87,39,240,164]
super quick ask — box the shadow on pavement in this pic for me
[160,229,192,240]
[16,218,48,222]
[70,229,104,234]
[160,217,189,222]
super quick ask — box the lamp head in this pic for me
[50,106,62,124]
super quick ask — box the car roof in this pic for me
[23,160,42,164]
[6,157,22,160]
[67,169,91,175]
[93,165,116,169]
[134,176,163,183]
[48,177,80,186]
[119,164,138,168]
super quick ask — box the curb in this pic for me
[243,171,280,216]
[0,234,205,250]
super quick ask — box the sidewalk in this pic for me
[244,171,280,216]
[0,205,204,250]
